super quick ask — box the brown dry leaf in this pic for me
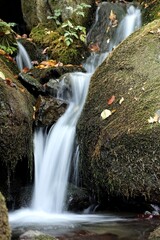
[22,67,30,73]
[109,10,117,22]
[88,43,100,52]
[107,95,115,105]
[19,87,25,93]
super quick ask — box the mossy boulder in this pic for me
[0,192,11,239]
[77,19,160,203]
[21,0,94,31]
[139,0,160,24]
[30,23,89,65]
[0,56,34,202]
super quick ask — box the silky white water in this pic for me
[32,72,92,213]
[9,5,142,227]
[16,41,33,71]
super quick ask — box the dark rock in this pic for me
[34,95,67,127]
[87,2,126,52]
[18,72,45,96]
[30,65,86,85]
[77,19,160,203]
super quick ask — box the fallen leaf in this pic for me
[101,109,112,120]
[109,10,117,22]
[22,67,30,73]
[88,43,100,52]
[0,49,6,55]
[107,95,115,105]
[148,116,155,124]
[119,97,124,105]
[0,71,5,80]
[19,87,25,93]
[5,78,17,88]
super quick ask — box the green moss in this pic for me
[78,19,160,202]
[0,192,11,239]
[30,21,89,65]
[140,0,160,24]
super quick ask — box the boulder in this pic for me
[21,0,95,31]
[77,19,160,203]
[19,230,57,240]
[0,192,11,240]
[0,56,34,203]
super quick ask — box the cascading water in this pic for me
[16,41,33,71]
[9,4,141,226]
[32,72,92,213]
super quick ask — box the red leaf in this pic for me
[107,95,115,105]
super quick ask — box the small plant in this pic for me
[47,3,91,46]
[0,44,17,55]
[0,21,17,55]
[47,9,62,26]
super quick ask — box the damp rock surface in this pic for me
[77,19,160,202]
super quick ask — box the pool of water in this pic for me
[10,211,159,240]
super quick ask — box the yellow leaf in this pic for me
[119,97,124,105]
[0,71,5,80]
[148,116,155,124]
[109,10,117,22]
[101,109,112,120]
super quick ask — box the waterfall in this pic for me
[32,72,92,213]
[9,4,142,225]
[16,41,33,71]
[31,4,142,214]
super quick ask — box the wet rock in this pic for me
[0,55,34,204]
[34,95,67,127]
[19,230,57,240]
[18,72,45,97]
[87,2,126,52]
[67,184,90,212]
[30,65,86,85]
[77,19,160,203]
[45,73,72,102]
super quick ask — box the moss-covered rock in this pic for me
[77,19,160,203]
[0,55,34,203]
[149,226,160,240]
[139,0,160,24]
[30,23,89,65]
[0,192,11,239]
[21,0,95,31]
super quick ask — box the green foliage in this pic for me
[47,3,91,46]
[0,21,17,55]
[47,9,62,26]
[0,44,17,55]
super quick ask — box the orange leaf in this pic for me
[107,95,115,105]
[22,67,30,73]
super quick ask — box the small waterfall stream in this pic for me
[10,4,142,227]
[16,41,33,71]
[32,72,92,213]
